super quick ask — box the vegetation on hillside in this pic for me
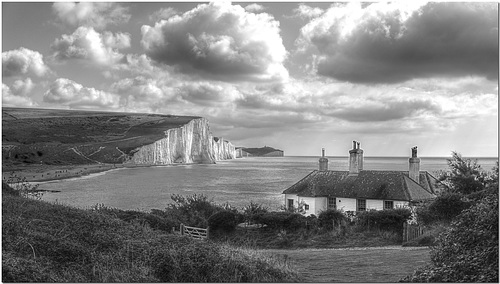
[2,107,200,167]
[2,183,300,283]
[401,153,499,282]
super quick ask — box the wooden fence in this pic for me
[180,224,209,240]
[403,223,426,242]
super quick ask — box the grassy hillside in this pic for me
[2,107,200,168]
[2,183,301,282]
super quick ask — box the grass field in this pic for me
[263,246,430,282]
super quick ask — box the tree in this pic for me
[439,151,487,195]
[402,192,498,282]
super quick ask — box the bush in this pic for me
[402,193,498,282]
[243,201,269,224]
[318,209,347,229]
[356,208,412,232]
[166,194,223,227]
[416,193,471,225]
[253,212,306,230]
[208,210,238,233]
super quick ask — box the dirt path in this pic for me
[262,246,430,283]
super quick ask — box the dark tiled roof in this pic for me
[282,170,437,201]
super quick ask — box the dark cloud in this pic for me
[141,2,288,82]
[326,98,442,122]
[298,2,498,83]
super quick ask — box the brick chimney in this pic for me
[349,141,363,175]
[409,146,420,183]
[319,148,328,171]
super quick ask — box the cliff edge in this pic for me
[2,107,235,169]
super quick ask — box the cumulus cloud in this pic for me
[141,1,288,82]
[296,2,498,83]
[2,80,37,107]
[52,2,130,30]
[244,4,265,13]
[43,78,119,109]
[149,7,178,22]
[292,4,324,19]
[2,47,50,77]
[51,26,130,65]
[178,81,243,106]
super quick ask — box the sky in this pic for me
[2,1,498,157]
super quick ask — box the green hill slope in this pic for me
[2,107,199,167]
[2,183,300,282]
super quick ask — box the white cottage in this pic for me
[282,142,443,216]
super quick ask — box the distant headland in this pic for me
[236,146,284,157]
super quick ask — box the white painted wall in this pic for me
[284,194,298,210]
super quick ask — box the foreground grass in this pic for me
[262,247,430,283]
[2,185,301,282]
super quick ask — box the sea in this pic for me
[38,156,498,211]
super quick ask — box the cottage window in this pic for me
[304,204,310,210]
[287,199,294,210]
[357,199,366,211]
[328,197,336,210]
[384,200,394,210]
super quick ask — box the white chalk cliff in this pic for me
[127,118,235,165]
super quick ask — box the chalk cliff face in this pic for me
[127,118,235,165]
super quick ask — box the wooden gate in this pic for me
[403,223,426,242]
[180,224,209,240]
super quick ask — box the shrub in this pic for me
[208,210,238,233]
[253,212,306,230]
[402,193,498,282]
[166,194,222,227]
[318,209,347,229]
[356,208,412,232]
[438,151,488,194]
[416,193,471,225]
[243,201,269,223]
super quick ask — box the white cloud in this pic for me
[244,3,265,13]
[52,2,131,30]
[51,26,130,65]
[2,47,50,77]
[141,1,288,82]
[149,7,178,22]
[2,81,37,107]
[43,78,120,109]
[292,4,324,19]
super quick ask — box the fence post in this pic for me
[180,224,184,236]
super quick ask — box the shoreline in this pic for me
[2,161,215,184]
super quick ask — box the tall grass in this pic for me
[2,183,301,282]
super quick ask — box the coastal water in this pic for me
[39,156,498,211]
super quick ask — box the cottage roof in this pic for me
[282,170,439,201]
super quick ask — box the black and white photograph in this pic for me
[2,1,498,282]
